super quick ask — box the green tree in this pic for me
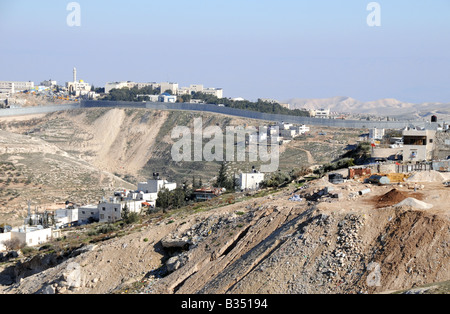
[121,204,130,221]
[214,162,234,191]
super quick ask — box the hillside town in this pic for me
[1,68,356,120]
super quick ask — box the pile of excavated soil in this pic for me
[377,189,409,207]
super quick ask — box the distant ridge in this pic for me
[286,96,450,120]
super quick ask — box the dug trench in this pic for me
[148,202,449,294]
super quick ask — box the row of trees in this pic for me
[190,92,309,117]
[102,86,161,101]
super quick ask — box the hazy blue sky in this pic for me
[1,0,450,103]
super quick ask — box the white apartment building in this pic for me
[0,81,35,94]
[189,84,204,93]
[98,199,143,223]
[160,82,179,95]
[310,109,330,119]
[369,128,385,141]
[202,88,223,98]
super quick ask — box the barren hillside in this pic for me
[0,107,356,187]
[0,129,135,225]
[1,176,448,294]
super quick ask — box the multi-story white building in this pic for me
[202,87,223,98]
[369,128,385,140]
[0,81,34,94]
[98,198,143,223]
[189,84,204,93]
[160,82,179,95]
[310,109,330,119]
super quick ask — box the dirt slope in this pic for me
[2,178,448,294]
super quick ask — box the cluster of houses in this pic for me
[248,122,311,146]
[0,169,271,252]
[0,175,177,252]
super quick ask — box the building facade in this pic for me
[402,129,436,162]
[160,82,179,95]
[0,81,35,94]
[98,199,143,223]
[239,173,265,191]
[78,205,100,224]
[137,179,177,194]
[369,128,385,140]
[310,109,330,119]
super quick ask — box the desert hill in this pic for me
[0,176,448,294]
[287,96,450,120]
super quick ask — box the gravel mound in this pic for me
[395,197,433,209]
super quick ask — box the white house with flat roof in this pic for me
[402,128,436,162]
[98,199,143,223]
[55,208,79,227]
[137,179,177,194]
[240,172,265,191]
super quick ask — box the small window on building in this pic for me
[429,139,433,143]
[102,207,106,211]
[82,211,86,215]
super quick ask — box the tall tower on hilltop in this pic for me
[73,67,77,82]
